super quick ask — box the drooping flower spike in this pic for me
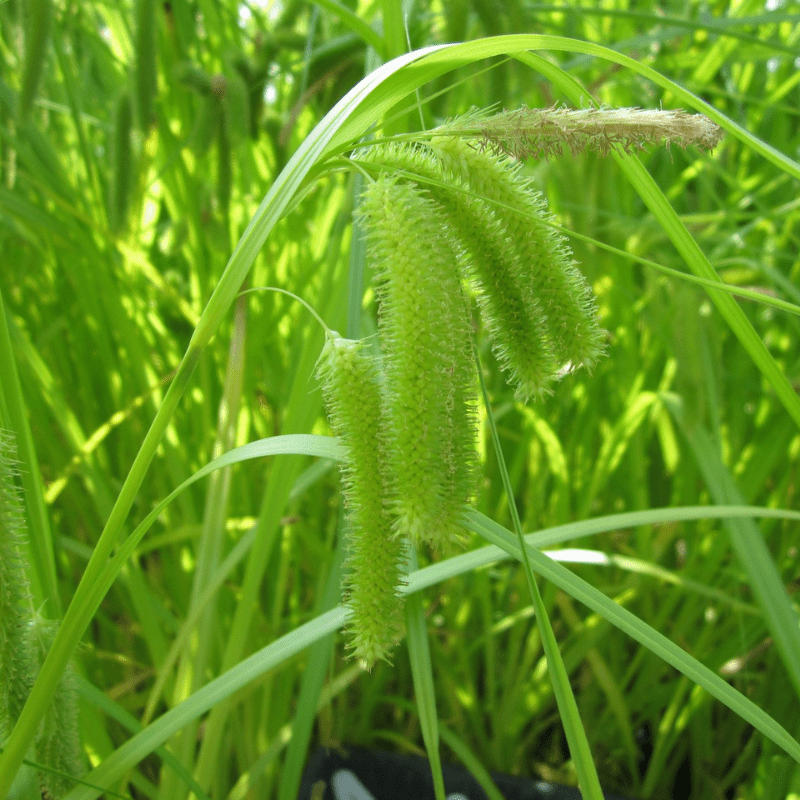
[358,176,479,549]
[429,135,606,384]
[356,139,605,400]
[316,333,406,668]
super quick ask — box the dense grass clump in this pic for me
[0,2,798,800]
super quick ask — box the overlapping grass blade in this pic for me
[62,607,348,800]
[3,31,798,794]
[405,544,447,800]
[58,487,800,798]
[0,287,59,614]
[463,509,800,765]
[666,395,800,699]
[481,361,604,799]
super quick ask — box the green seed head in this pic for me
[429,136,606,394]
[359,176,479,548]
[356,141,596,400]
[0,432,83,793]
[28,613,83,797]
[437,105,724,160]
[317,335,406,668]
[0,430,35,729]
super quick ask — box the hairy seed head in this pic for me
[28,613,83,797]
[359,176,479,547]
[0,430,36,729]
[317,335,405,668]
[437,105,724,161]
[358,141,604,400]
[429,136,606,387]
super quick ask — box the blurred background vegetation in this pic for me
[1,1,799,799]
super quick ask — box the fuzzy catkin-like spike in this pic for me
[430,136,606,377]
[0,430,36,733]
[359,176,479,546]
[357,143,560,399]
[317,335,405,668]
[441,105,724,160]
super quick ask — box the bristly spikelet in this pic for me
[0,431,83,795]
[442,105,724,160]
[430,136,606,381]
[358,175,479,547]
[0,430,36,734]
[357,143,561,399]
[316,335,405,668]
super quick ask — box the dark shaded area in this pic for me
[300,745,637,800]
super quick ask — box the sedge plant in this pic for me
[324,106,719,670]
[2,17,800,800]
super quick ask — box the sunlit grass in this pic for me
[0,2,799,799]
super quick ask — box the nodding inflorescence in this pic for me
[316,334,406,668]
[319,105,719,667]
[358,176,479,550]
[356,135,606,400]
[438,105,724,160]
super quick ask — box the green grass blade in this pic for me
[276,545,343,800]
[381,0,407,62]
[463,509,800,765]
[405,504,800,599]
[0,351,201,794]
[311,0,385,54]
[666,395,800,700]
[52,494,800,797]
[557,223,800,318]
[61,608,348,800]
[405,543,447,800]
[614,153,800,430]
[0,434,341,794]
[510,45,800,429]
[523,5,800,57]
[480,360,604,800]
[74,677,212,800]
[0,286,59,614]
[438,727,505,800]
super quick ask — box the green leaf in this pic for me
[463,508,800,765]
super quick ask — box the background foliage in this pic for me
[1,1,799,799]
